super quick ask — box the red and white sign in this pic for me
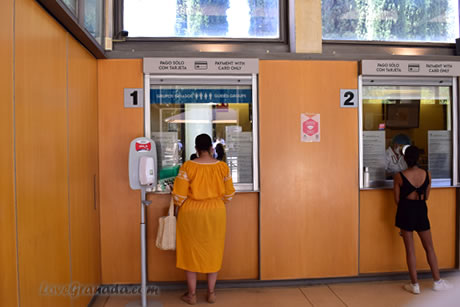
[135,141,152,152]
[301,113,320,142]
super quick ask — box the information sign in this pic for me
[144,58,259,74]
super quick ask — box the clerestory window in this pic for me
[123,0,281,40]
[322,0,459,43]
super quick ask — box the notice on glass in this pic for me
[151,132,180,167]
[428,130,451,179]
[301,113,320,143]
[363,131,386,181]
[226,131,253,184]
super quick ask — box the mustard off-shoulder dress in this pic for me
[172,160,235,273]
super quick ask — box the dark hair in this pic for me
[404,145,420,168]
[215,143,225,161]
[392,133,411,146]
[195,134,212,153]
[190,153,197,160]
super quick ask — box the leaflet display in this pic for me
[363,131,386,181]
[226,131,253,184]
[428,130,452,179]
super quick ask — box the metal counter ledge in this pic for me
[361,179,456,190]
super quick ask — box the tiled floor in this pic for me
[92,273,460,307]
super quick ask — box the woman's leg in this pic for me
[207,272,218,293]
[418,230,441,281]
[401,230,418,284]
[185,271,197,295]
[206,272,218,303]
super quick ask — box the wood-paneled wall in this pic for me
[259,60,359,279]
[68,37,101,306]
[360,188,456,273]
[98,59,144,283]
[0,0,18,305]
[15,0,71,305]
[5,0,101,306]
[98,60,259,283]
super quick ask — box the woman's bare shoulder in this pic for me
[393,172,402,185]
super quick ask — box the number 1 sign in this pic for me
[124,88,144,108]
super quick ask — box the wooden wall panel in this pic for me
[360,188,456,273]
[15,0,71,306]
[259,60,359,279]
[68,35,101,306]
[219,192,258,280]
[146,192,258,281]
[98,59,259,283]
[0,0,18,305]
[98,59,144,283]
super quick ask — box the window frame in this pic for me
[358,75,459,189]
[143,73,260,192]
[37,0,106,58]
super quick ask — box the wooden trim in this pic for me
[0,0,18,304]
[35,0,105,58]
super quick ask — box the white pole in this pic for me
[141,187,149,307]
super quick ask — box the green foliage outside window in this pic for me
[322,0,458,42]
[174,0,278,38]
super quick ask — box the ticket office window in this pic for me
[360,77,457,188]
[145,75,258,192]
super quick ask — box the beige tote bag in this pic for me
[155,198,176,250]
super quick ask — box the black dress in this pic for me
[395,170,430,232]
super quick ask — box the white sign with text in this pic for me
[144,58,259,74]
[362,60,460,76]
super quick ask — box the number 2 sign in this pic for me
[340,89,358,108]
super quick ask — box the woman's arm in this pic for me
[425,171,431,201]
[172,166,189,207]
[223,164,235,204]
[393,173,402,205]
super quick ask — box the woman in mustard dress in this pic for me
[172,134,235,305]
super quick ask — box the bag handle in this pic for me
[168,197,174,216]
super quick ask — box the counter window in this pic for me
[361,77,455,188]
[146,77,258,192]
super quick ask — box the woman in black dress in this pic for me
[393,145,452,294]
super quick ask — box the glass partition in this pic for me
[147,78,257,192]
[361,77,456,188]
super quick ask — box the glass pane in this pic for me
[84,0,104,44]
[322,0,459,43]
[124,0,279,38]
[362,85,452,186]
[61,0,77,14]
[150,85,253,190]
